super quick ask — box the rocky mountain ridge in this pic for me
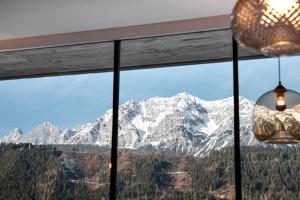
[0,93,261,156]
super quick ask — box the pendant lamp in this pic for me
[252,58,300,144]
[232,0,300,56]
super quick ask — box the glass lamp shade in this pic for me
[253,88,300,144]
[232,0,300,56]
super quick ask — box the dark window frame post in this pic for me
[109,38,242,199]
[233,36,242,199]
[110,40,121,200]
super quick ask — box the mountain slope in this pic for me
[0,93,260,156]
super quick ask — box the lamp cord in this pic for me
[278,57,282,84]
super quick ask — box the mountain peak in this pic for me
[10,128,24,135]
[39,122,55,127]
[35,122,60,132]
[0,94,258,156]
[1,128,24,143]
[173,92,199,101]
[175,92,192,97]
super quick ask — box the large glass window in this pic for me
[117,63,235,199]
[1,34,299,200]
[239,56,300,199]
[0,73,113,199]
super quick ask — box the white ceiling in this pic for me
[0,0,236,39]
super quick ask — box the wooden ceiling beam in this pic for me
[0,15,231,52]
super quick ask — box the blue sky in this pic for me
[0,56,299,136]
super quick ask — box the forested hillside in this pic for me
[0,144,299,200]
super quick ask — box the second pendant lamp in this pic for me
[252,58,300,144]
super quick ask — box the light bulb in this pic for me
[276,94,287,111]
[267,0,297,14]
[276,96,285,106]
[275,84,287,111]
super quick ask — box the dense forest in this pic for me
[0,144,300,200]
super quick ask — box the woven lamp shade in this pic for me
[232,0,300,56]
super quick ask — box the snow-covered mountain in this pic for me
[0,93,261,156]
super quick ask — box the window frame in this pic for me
[0,31,264,200]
